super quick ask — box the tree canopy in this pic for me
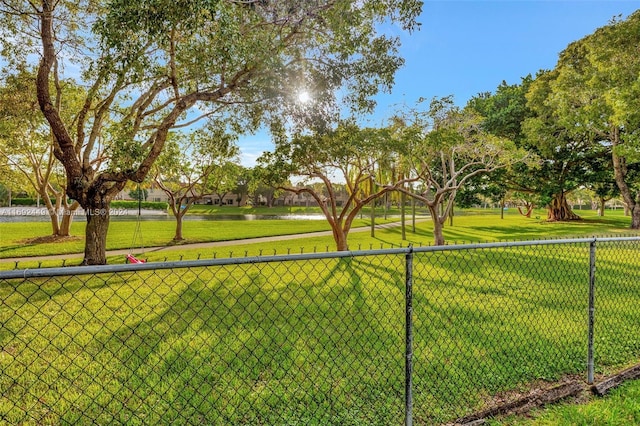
[256,120,399,250]
[0,0,422,263]
[545,10,640,227]
[0,67,82,235]
[393,96,528,245]
[153,127,239,241]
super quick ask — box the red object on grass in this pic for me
[126,254,146,264]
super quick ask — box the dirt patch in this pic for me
[448,364,640,425]
[451,379,584,425]
[480,375,585,408]
[20,235,82,244]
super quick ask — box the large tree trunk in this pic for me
[611,129,640,229]
[82,200,111,265]
[613,155,640,228]
[547,192,580,221]
[79,184,126,265]
[432,218,445,246]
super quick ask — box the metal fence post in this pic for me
[587,239,596,384]
[405,246,414,426]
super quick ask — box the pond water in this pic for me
[0,207,326,223]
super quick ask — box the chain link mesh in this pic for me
[412,243,591,422]
[591,240,640,369]
[1,255,406,425]
[1,238,639,425]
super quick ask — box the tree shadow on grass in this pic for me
[9,242,636,425]
[85,259,405,425]
[0,273,129,307]
[405,243,637,422]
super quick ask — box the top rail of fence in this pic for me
[1,236,639,280]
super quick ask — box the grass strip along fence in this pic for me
[1,237,639,425]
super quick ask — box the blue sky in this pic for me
[239,1,639,166]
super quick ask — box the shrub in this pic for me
[10,198,31,206]
[111,200,168,211]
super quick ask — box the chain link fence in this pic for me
[1,237,639,425]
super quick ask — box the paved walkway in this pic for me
[0,219,429,264]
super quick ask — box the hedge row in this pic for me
[111,200,168,210]
[8,198,167,211]
[10,198,59,206]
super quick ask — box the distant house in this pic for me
[116,184,350,208]
[148,186,169,203]
[271,191,349,207]
[115,183,170,203]
[116,183,249,206]
[199,193,249,206]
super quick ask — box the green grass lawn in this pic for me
[1,209,639,424]
[1,209,638,264]
[0,219,335,256]
[0,217,399,260]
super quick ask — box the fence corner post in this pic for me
[405,245,414,426]
[587,239,596,384]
